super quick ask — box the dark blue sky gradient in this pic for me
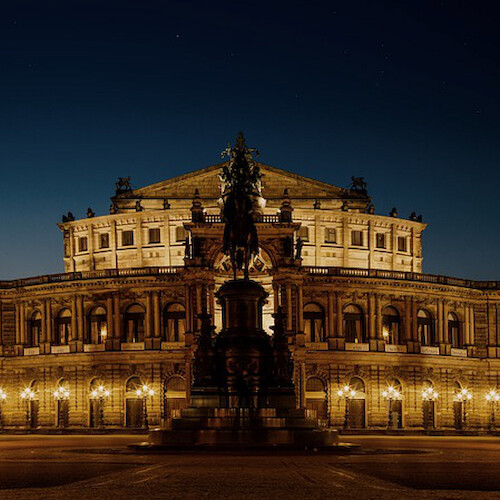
[1,1,499,279]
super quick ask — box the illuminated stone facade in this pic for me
[0,162,499,432]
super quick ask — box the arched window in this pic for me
[123,304,145,343]
[86,306,107,344]
[343,304,366,343]
[349,377,366,395]
[27,311,42,347]
[417,309,435,346]
[304,303,325,342]
[448,312,462,348]
[163,303,186,342]
[54,309,72,345]
[382,306,401,344]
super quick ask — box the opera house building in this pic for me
[0,157,499,432]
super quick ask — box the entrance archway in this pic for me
[125,377,144,428]
[422,380,437,429]
[347,377,366,428]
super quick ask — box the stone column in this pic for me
[327,292,334,338]
[153,292,161,337]
[70,296,78,352]
[145,292,154,349]
[75,296,84,352]
[14,303,21,354]
[404,296,411,344]
[107,294,121,350]
[136,215,143,267]
[106,296,114,340]
[88,224,95,271]
[286,283,293,331]
[342,218,349,267]
[20,303,26,345]
[110,220,118,268]
[163,212,171,266]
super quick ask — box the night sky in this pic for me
[1,1,499,280]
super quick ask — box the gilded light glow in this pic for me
[486,390,500,402]
[0,388,6,400]
[54,387,70,400]
[136,384,155,398]
[21,388,35,400]
[422,388,438,401]
[337,385,356,399]
[382,386,401,400]
[455,388,472,402]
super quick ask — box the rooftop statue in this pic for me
[220,132,261,280]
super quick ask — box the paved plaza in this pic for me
[0,434,499,499]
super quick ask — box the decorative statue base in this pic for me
[148,279,338,449]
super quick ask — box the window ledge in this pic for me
[345,342,369,352]
[305,342,329,350]
[420,346,440,355]
[83,344,106,352]
[161,341,185,350]
[121,342,145,351]
[24,347,40,356]
[51,345,70,354]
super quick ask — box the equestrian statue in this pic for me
[220,132,262,280]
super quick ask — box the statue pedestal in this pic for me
[149,279,339,449]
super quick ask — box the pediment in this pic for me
[125,162,358,201]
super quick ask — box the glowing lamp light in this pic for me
[455,388,472,402]
[21,388,35,400]
[91,385,110,399]
[382,386,401,400]
[422,388,438,401]
[136,384,155,398]
[338,385,356,399]
[100,325,108,342]
[0,388,6,400]
[54,387,70,400]
[486,390,500,402]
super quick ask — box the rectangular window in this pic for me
[376,233,386,249]
[100,233,110,249]
[351,230,363,246]
[398,236,407,252]
[78,236,88,252]
[148,228,161,244]
[298,226,309,242]
[324,227,336,243]
[176,226,188,242]
[122,230,134,246]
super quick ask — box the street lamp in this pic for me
[485,389,500,431]
[90,385,110,428]
[422,387,438,429]
[454,388,472,430]
[0,388,6,428]
[382,386,401,429]
[54,386,70,428]
[21,388,36,429]
[136,384,155,429]
[337,385,356,429]
[99,325,108,344]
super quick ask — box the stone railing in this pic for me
[199,214,282,224]
[303,266,499,290]
[0,266,183,289]
[1,265,498,291]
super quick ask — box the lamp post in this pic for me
[422,387,438,429]
[136,384,155,429]
[337,385,356,429]
[54,386,70,428]
[454,388,472,430]
[485,389,500,432]
[0,389,6,428]
[382,386,401,429]
[21,388,36,429]
[90,385,110,429]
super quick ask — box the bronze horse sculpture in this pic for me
[220,133,260,280]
